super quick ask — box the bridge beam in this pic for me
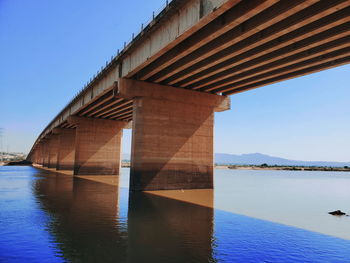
[119,78,230,191]
[53,128,76,171]
[68,116,127,176]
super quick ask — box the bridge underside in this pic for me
[48,0,350,126]
[28,0,350,191]
[130,0,350,96]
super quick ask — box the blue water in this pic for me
[1,166,350,262]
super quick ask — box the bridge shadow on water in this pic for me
[32,168,350,263]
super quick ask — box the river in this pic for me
[0,166,350,262]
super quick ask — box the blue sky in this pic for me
[0,0,349,162]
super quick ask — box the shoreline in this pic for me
[215,165,350,172]
[121,162,350,172]
[2,162,349,172]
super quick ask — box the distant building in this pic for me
[0,152,27,162]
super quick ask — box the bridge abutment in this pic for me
[119,78,230,191]
[68,116,127,176]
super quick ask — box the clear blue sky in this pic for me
[0,0,349,162]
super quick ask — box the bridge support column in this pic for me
[30,147,37,164]
[119,78,230,191]
[68,116,127,175]
[39,142,44,166]
[42,139,50,167]
[35,144,43,165]
[55,128,76,171]
[35,143,43,165]
[48,134,59,168]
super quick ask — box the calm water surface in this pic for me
[0,166,350,262]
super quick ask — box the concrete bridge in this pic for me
[27,0,350,191]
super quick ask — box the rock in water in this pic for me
[328,210,346,216]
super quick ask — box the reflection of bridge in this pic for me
[27,0,350,190]
[33,172,214,262]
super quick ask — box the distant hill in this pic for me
[121,152,349,167]
[215,153,350,167]
[121,153,131,161]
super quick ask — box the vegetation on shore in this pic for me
[119,161,350,172]
[2,159,349,172]
[121,161,131,168]
[4,160,32,166]
[219,163,350,172]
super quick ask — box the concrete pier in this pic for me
[42,139,50,167]
[68,116,127,175]
[119,78,230,191]
[38,142,44,166]
[35,143,43,165]
[48,134,59,168]
[56,128,76,171]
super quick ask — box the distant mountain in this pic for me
[215,153,350,167]
[121,153,131,161]
[121,152,350,167]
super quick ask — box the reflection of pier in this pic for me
[33,170,215,262]
[33,171,127,262]
[128,191,214,262]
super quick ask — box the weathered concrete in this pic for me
[37,142,43,165]
[55,128,76,171]
[42,139,50,167]
[34,143,42,165]
[119,79,230,191]
[48,134,59,168]
[68,116,128,175]
[37,145,43,165]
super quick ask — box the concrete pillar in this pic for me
[42,139,50,167]
[68,116,128,175]
[34,147,40,164]
[37,144,43,165]
[56,128,76,170]
[118,78,230,191]
[29,149,35,164]
[48,134,59,168]
[32,148,37,164]
[40,139,45,166]
[30,146,37,164]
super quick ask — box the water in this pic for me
[1,166,350,262]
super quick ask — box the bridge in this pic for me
[27,0,350,191]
